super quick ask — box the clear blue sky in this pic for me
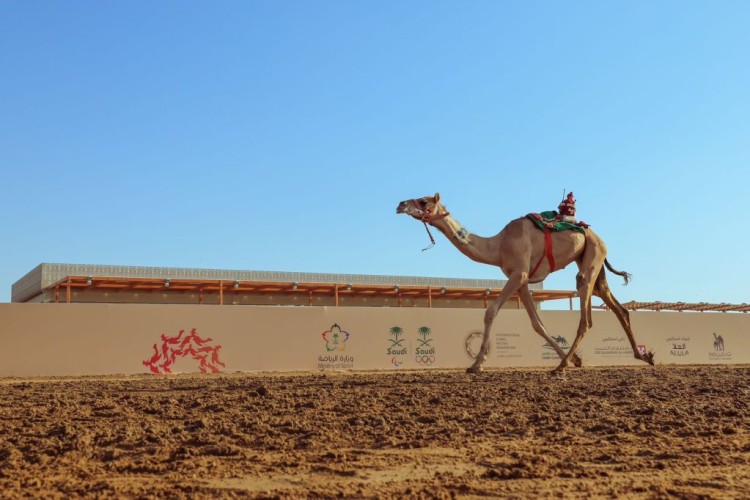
[2,1,749,308]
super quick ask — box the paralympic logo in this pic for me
[388,326,407,368]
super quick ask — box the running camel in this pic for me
[396,193,655,373]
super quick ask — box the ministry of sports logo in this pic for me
[318,323,354,370]
[321,323,350,352]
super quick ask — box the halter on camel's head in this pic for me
[396,193,450,251]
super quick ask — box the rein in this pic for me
[411,199,449,251]
[421,222,437,251]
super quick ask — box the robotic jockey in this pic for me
[558,192,577,223]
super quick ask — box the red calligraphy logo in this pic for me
[143,328,226,374]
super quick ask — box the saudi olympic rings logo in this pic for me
[415,355,436,365]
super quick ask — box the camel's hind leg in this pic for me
[518,284,582,367]
[468,271,527,373]
[594,271,655,366]
[554,240,604,373]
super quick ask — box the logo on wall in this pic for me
[415,326,436,366]
[494,331,521,359]
[713,332,725,351]
[388,326,407,367]
[322,323,350,352]
[593,335,634,358]
[464,330,487,360]
[142,328,225,375]
[709,332,732,361]
[542,336,570,360]
[465,330,521,360]
[318,323,354,370]
[667,336,690,357]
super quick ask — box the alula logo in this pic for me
[321,323,350,352]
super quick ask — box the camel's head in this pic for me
[396,193,448,222]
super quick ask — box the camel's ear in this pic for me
[434,192,440,203]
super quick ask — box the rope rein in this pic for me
[411,199,450,251]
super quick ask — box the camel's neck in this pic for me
[430,215,497,266]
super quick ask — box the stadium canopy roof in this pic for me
[42,275,577,307]
[12,263,577,308]
[601,301,750,313]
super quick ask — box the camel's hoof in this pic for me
[635,351,655,366]
[466,365,483,374]
[550,368,567,380]
[552,361,569,376]
[643,351,655,366]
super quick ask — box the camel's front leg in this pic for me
[468,272,527,373]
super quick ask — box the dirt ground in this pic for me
[1,365,749,499]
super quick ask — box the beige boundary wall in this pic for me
[0,303,747,377]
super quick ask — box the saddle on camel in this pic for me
[526,192,590,280]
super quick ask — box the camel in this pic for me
[396,193,655,373]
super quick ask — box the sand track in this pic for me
[1,365,749,498]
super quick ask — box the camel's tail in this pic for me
[604,259,631,285]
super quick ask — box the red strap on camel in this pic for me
[529,227,555,279]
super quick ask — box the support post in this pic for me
[66,278,71,304]
[219,281,224,305]
[428,286,432,309]
[335,284,339,307]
